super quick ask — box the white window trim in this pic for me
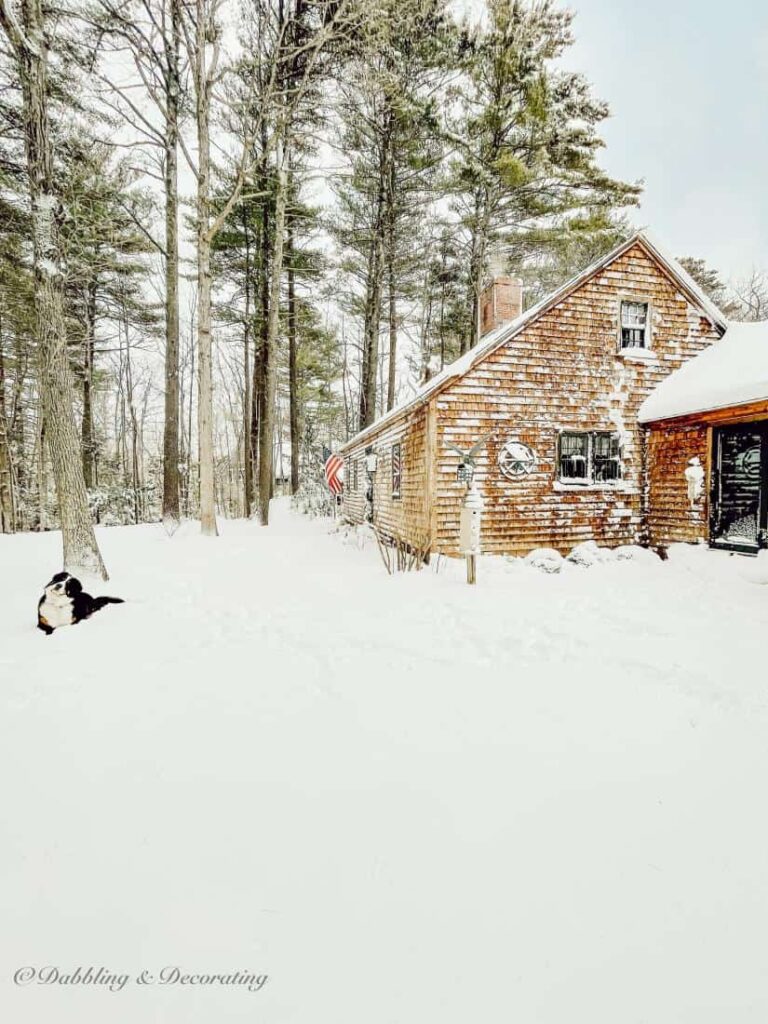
[554,480,635,493]
[556,430,623,487]
[619,347,658,363]
[617,295,653,353]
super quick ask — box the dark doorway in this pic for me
[711,424,768,551]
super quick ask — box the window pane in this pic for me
[620,301,648,348]
[621,301,647,326]
[593,433,621,481]
[621,326,646,347]
[559,433,589,480]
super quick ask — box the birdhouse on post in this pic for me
[456,461,473,485]
[460,481,483,584]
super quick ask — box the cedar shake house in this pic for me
[640,322,768,553]
[340,231,768,557]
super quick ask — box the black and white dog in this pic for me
[37,571,124,635]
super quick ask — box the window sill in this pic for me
[553,480,635,493]
[617,347,657,363]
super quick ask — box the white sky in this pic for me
[463,0,768,280]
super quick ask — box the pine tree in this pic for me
[678,256,741,319]
[448,0,640,351]
[333,0,454,429]
[57,139,159,490]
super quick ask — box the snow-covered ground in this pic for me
[2,500,768,1023]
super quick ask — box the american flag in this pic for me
[323,447,344,495]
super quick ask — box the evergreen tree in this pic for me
[332,0,454,429]
[448,0,640,351]
[678,256,741,319]
[58,138,160,489]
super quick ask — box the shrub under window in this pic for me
[558,431,621,484]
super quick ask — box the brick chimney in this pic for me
[479,276,523,338]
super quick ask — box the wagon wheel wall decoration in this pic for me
[498,439,537,480]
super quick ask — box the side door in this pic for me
[710,424,767,551]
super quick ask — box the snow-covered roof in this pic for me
[639,321,768,423]
[341,230,728,452]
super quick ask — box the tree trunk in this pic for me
[359,124,389,429]
[162,0,181,527]
[359,229,383,429]
[251,182,270,511]
[258,140,287,527]
[81,278,96,489]
[123,313,141,523]
[37,414,46,530]
[0,312,15,532]
[464,192,490,354]
[9,328,28,504]
[194,0,217,537]
[197,230,216,535]
[0,0,107,577]
[385,196,397,412]
[242,207,253,517]
[287,220,299,494]
[185,328,195,517]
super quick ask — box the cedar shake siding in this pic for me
[341,236,724,558]
[647,423,709,547]
[644,399,768,549]
[342,406,431,545]
[432,244,721,556]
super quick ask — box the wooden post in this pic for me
[459,481,483,585]
[466,553,477,585]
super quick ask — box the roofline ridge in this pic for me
[340,229,728,452]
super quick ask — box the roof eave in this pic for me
[340,230,728,452]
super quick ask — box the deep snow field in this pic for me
[2,499,768,1023]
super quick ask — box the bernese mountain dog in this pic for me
[37,571,124,635]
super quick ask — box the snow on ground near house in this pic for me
[2,501,768,1023]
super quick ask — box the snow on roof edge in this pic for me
[638,231,728,335]
[340,230,728,453]
[638,321,768,424]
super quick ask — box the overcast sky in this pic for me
[464,0,768,281]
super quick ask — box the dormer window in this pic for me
[620,300,649,349]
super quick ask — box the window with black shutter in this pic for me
[392,443,402,499]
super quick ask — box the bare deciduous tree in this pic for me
[92,0,185,529]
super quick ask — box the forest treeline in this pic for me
[0,0,763,572]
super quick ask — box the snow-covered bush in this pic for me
[292,477,334,518]
[88,484,160,526]
[335,522,375,551]
[566,540,614,568]
[614,544,660,564]
[525,547,564,573]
